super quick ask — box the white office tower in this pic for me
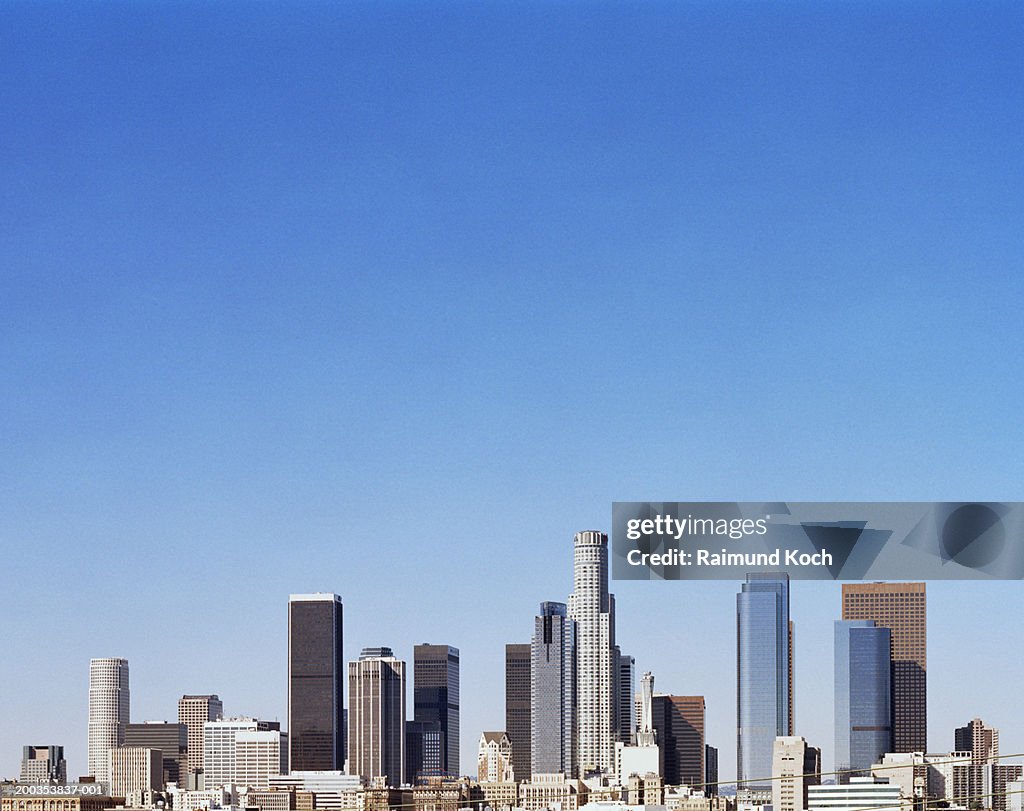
[88,657,130,784]
[568,530,616,776]
[235,731,285,789]
[204,718,283,789]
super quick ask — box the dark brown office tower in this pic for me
[289,593,345,771]
[413,644,460,777]
[125,723,187,787]
[841,582,926,753]
[651,695,705,789]
[505,643,531,782]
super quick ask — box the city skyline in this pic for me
[6,560,1024,785]
[4,0,1024,796]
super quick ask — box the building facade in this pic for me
[235,730,286,789]
[108,747,162,799]
[20,746,66,784]
[531,601,575,777]
[348,647,406,788]
[125,722,188,787]
[736,574,792,792]
[617,653,636,745]
[841,582,926,753]
[289,593,345,772]
[834,620,892,781]
[268,771,363,811]
[413,644,459,778]
[178,694,223,783]
[203,717,281,789]
[652,695,705,789]
[956,718,1000,764]
[568,530,616,776]
[406,720,443,784]
[519,773,589,811]
[807,777,906,811]
[772,736,821,811]
[478,732,515,783]
[87,657,130,785]
[505,643,532,783]
[705,746,718,797]
[1,796,121,811]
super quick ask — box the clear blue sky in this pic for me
[2,1,1023,784]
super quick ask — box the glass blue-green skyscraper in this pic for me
[835,620,892,782]
[737,573,793,792]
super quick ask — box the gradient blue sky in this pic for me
[2,1,1023,784]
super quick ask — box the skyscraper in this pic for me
[772,736,821,811]
[203,718,283,789]
[88,658,130,784]
[178,694,223,784]
[736,573,792,792]
[617,653,636,745]
[705,745,718,796]
[108,747,161,798]
[505,643,532,783]
[20,746,66,784]
[125,723,188,787]
[954,718,1006,811]
[412,644,459,777]
[531,601,576,777]
[348,647,406,788]
[652,695,705,789]
[834,620,892,780]
[842,582,926,752]
[568,530,616,776]
[405,720,442,784]
[235,730,286,789]
[289,593,345,771]
[955,718,999,764]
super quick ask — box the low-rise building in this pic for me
[520,773,589,811]
[807,778,907,811]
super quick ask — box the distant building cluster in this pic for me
[4,533,1023,811]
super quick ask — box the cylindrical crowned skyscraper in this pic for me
[88,658,130,785]
[568,530,616,776]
